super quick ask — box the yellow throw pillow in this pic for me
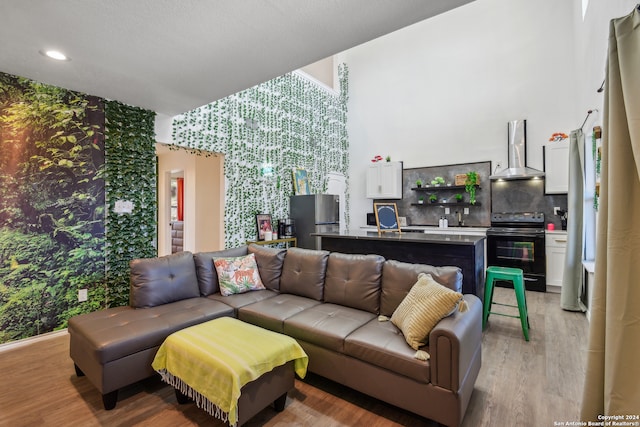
[391,273,465,350]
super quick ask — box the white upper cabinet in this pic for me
[544,140,570,194]
[366,161,403,199]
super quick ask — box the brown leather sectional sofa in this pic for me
[68,244,482,427]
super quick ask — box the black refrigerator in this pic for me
[289,194,340,250]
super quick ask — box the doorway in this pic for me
[156,145,225,256]
[169,175,184,253]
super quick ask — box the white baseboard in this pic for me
[547,284,561,294]
[0,328,67,353]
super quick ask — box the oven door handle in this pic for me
[487,234,544,238]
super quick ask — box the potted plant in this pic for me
[418,196,424,204]
[429,194,438,203]
[455,193,463,203]
[431,176,445,186]
[416,179,423,188]
[465,171,479,205]
[385,155,391,162]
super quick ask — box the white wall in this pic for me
[573,0,638,129]
[336,0,587,227]
[193,153,225,252]
[301,56,335,90]
[155,113,174,144]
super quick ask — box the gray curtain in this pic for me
[581,6,640,419]
[560,129,586,312]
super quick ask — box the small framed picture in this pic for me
[256,214,273,241]
[292,168,311,195]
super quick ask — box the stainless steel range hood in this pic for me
[490,120,545,180]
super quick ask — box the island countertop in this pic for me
[312,230,485,245]
[314,230,485,298]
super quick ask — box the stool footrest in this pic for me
[488,311,522,320]
[492,301,518,309]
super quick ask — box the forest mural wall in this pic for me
[0,73,105,342]
[171,66,349,248]
[0,72,156,343]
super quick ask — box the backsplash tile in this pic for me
[491,179,568,229]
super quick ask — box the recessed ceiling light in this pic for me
[40,49,70,61]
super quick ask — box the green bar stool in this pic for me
[483,266,530,341]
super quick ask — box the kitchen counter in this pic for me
[321,230,484,245]
[361,225,488,235]
[314,230,485,298]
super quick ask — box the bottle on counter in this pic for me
[443,217,448,228]
[439,217,444,228]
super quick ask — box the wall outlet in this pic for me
[444,207,450,215]
[78,289,88,302]
[464,207,470,215]
[554,207,560,215]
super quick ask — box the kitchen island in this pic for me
[314,230,485,298]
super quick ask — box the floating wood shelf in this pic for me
[411,185,480,191]
[411,202,481,207]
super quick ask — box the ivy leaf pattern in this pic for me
[171,66,350,248]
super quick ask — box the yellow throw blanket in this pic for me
[152,317,308,426]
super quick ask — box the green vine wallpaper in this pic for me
[171,65,350,247]
[104,101,157,306]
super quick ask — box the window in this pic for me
[583,130,598,261]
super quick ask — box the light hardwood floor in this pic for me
[0,288,588,426]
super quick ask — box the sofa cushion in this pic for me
[344,318,430,384]
[283,303,376,353]
[323,253,384,314]
[129,251,200,308]
[248,244,287,290]
[237,294,321,333]
[194,246,248,296]
[279,247,329,301]
[68,297,234,364]
[380,260,462,317]
[391,273,464,350]
[208,289,278,314]
[214,253,266,296]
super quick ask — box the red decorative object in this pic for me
[549,132,569,142]
[371,155,383,162]
[177,178,184,221]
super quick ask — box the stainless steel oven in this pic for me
[486,212,546,292]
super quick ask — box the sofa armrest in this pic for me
[428,294,482,392]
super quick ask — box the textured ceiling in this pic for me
[0,0,473,115]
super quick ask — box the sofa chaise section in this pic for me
[68,251,233,409]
